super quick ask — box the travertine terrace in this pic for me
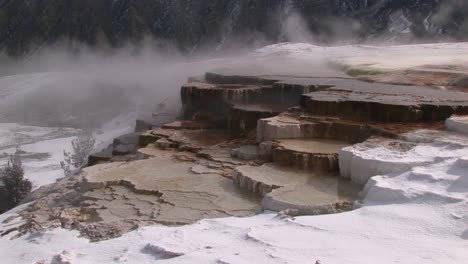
[173,61,468,216]
[4,44,468,243]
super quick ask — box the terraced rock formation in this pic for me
[174,63,468,215]
[271,139,349,171]
[4,52,468,242]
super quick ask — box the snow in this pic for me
[254,42,468,72]
[0,124,79,188]
[446,116,468,136]
[0,119,132,189]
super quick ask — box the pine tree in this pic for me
[0,154,32,209]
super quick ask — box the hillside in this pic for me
[0,0,467,55]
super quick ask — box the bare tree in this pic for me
[0,153,32,209]
[60,132,96,176]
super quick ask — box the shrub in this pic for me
[60,132,96,176]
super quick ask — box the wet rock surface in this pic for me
[271,139,350,172]
[112,133,140,155]
[298,78,468,122]
[450,76,468,88]
[134,120,153,133]
[228,104,282,136]
[231,145,260,161]
[233,163,360,215]
[256,111,443,143]
[6,145,261,241]
[175,64,468,216]
[88,145,113,166]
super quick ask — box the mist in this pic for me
[0,40,242,131]
[0,5,323,132]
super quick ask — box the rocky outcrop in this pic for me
[256,112,441,143]
[180,82,278,127]
[233,163,359,215]
[450,76,468,88]
[181,75,341,136]
[299,78,468,122]
[177,66,467,217]
[301,91,468,122]
[271,139,349,172]
[199,65,468,214]
[138,131,159,147]
[112,133,140,155]
[233,164,288,196]
[88,145,113,166]
[89,128,151,167]
[134,119,153,133]
[228,104,281,136]
[180,79,315,124]
[89,117,159,166]
[231,145,260,161]
[183,73,468,137]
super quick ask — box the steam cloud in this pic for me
[0,41,234,129]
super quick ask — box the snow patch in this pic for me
[446,115,468,136]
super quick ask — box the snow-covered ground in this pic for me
[0,119,133,188]
[0,43,468,263]
[0,124,80,188]
[254,42,468,72]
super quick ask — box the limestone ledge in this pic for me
[233,163,360,215]
[256,112,442,143]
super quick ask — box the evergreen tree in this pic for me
[0,154,32,209]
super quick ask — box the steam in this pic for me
[278,2,361,45]
[0,9,314,131]
[0,41,233,129]
[280,2,315,43]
